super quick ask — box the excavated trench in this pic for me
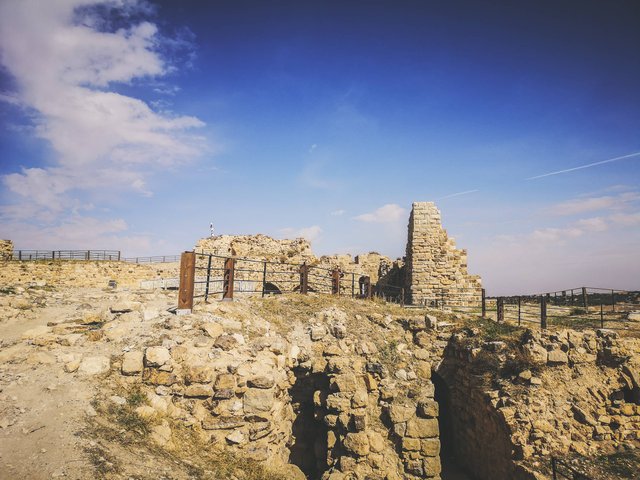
[288,368,330,479]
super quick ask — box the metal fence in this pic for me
[12,250,121,261]
[122,255,181,264]
[484,287,640,331]
[177,251,406,310]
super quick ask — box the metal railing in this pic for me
[177,251,408,310]
[122,255,181,264]
[484,287,640,331]
[12,250,121,261]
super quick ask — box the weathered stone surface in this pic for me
[121,351,143,375]
[213,334,238,351]
[247,376,275,389]
[343,432,370,456]
[547,349,569,365]
[243,388,275,414]
[406,418,439,438]
[388,404,415,424]
[143,369,178,386]
[202,322,224,338]
[184,384,212,398]
[78,356,110,375]
[145,346,171,367]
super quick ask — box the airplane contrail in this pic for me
[527,151,640,180]
[438,189,479,200]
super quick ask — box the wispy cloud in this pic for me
[330,209,345,216]
[354,204,406,223]
[527,151,640,180]
[549,191,639,216]
[279,225,322,242]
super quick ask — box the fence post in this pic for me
[299,263,309,294]
[518,296,522,326]
[19,250,22,261]
[222,257,235,301]
[261,261,267,298]
[85,251,90,261]
[331,268,341,295]
[401,287,405,306]
[497,297,504,323]
[582,287,588,311]
[600,303,604,328]
[366,276,372,300]
[117,251,121,261]
[204,255,212,301]
[177,251,196,313]
[551,457,558,480]
[540,295,547,330]
[481,288,486,317]
[611,289,615,313]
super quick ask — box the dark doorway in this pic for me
[433,371,473,480]
[288,369,329,479]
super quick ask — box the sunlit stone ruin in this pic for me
[1,202,639,480]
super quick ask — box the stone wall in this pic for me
[0,239,13,261]
[0,261,179,289]
[404,202,482,306]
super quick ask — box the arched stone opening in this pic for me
[263,282,282,295]
[288,368,329,479]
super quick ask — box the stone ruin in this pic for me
[404,202,482,306]
[0,239,13,261]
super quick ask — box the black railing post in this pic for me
[611,289,615,313]
[261,261,267,298]
[541,295,547,330]
[600,303,604,328]
[497,297,504,323]
[582,287,588,311]
[551,457,558,480]
[518,296,522,326]
[351,273,355,298]
[401,287,405,306]
[204,255,212,301]
[481,288,486,317]
[223,257,235,301]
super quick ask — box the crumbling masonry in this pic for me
[404,202,482,306]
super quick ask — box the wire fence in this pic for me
[121,255,181,264]
[483,287,640,331]
[11,250,121,261]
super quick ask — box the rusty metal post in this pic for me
[581,287,588,311]
[518,296,522,326]
[401,287,405,306]
[178,251,196,313]
[366,277,372,300]
[497,297,504,323]
[541,295,547,330]
[261,261,267,298]
[299,263,309,294]
[331,267,341,295]
[481,288,486,317]
[204,255,212,301]
[223,257,235,301]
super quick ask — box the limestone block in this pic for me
[145,346,171,367]
[243,388,275,414]
[406,418,439,438]
[121,351,143,375]
[343,432,370,456]
[78,356,110,375]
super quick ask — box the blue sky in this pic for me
[1,0,639,295]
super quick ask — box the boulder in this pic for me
[121,351,143,375]
[145,347,171,367]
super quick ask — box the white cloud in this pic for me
[330,209,345,216]
[575,217,608,232]
[279,225,322,242]
[0,0,207,252]
[354,204,406,223]
[610,212,640,226]
[531,227,583,243]
[550,191,639,216]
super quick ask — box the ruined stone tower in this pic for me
[404,202,482,306]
